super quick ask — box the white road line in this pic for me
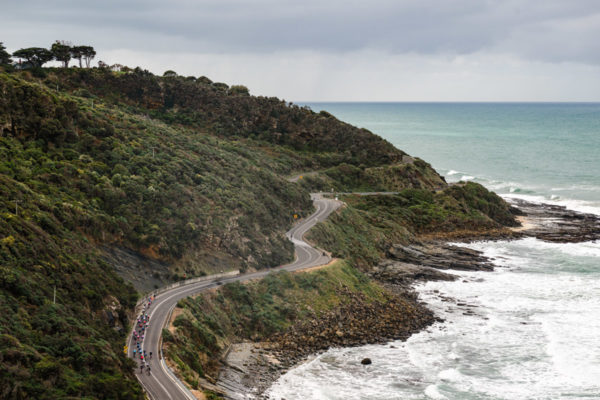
[151,364,174,400]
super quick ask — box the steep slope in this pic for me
[0,66,518,399]
[0,68,422,399]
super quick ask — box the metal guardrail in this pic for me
[134,270,240,312]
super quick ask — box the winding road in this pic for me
[128,193,342,399]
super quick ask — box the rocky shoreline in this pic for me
[216,284,438,399]
[215,199,600,399]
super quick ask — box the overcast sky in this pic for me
[2,0,600,101]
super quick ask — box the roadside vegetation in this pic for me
[297,160,446,192]
[163,261,384,387]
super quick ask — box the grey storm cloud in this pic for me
[2,0,600,64]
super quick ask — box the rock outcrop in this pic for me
[372,260,457,283]
[510,199,600,243]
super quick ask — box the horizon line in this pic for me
[293,100,600,104]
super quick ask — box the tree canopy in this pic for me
[12,47,53,68]
[71,45,85,68]
[51,41,72,68]
[5,41,96,69]
[79,45,96,68]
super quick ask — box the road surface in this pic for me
[128,193,342,399]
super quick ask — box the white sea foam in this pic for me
[425,384,447,399]
[267,238,600,400]
[440,165,600,217]
[438,368,461,382]
[503,193,600,216]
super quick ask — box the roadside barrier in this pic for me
[133,270,240,313]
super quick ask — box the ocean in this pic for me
[266,103,600,400]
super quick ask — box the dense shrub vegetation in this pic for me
[308,183,519,268]
[40,67,404,168]
[0,63,516,398]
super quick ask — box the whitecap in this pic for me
[425,384,447,399]
[438,368,461,382]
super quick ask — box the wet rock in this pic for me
[373,260,457,283]
[361,358,372,365]
[384,243,495,274]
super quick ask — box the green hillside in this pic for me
[0,66,517,399]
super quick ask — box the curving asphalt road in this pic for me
[128,193,342,400]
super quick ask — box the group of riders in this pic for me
[131,295,155,375]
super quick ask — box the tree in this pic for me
[80,46,96,68]
[71,46,84,68]
[0,42,11,65]
[229,85,250,96]
[163,70,178,77]
[12,47,53,68]
[197,76,213,84]
[51,41,72,68]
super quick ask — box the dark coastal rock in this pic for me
[361,358,372,365]
[509,199,600,243]
[384,243,495,273]
[217,286,437,398]
[372,260,457,283]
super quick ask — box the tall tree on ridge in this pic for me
[51,40,72,68]
[80,46,96,68]
[71,45,84,68]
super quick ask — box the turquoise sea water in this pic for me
[267,103,600,400]
[304,103,600,209]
